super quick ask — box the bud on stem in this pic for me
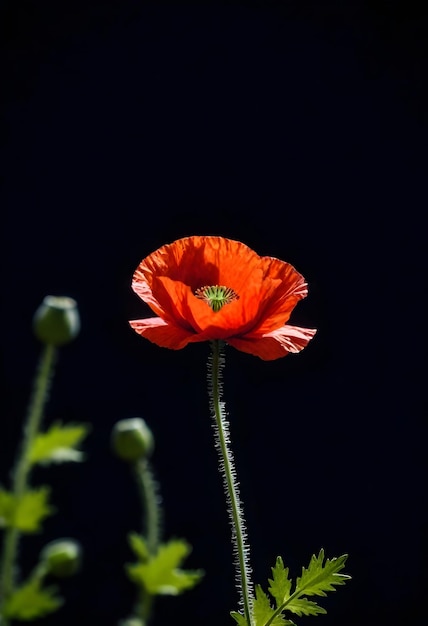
[39,538,82,578]
[33,296,80,346]
[111,418,154,462]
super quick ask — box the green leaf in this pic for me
[268,557,292,607]
[29,422,90,465]
[4,577,62,620]
[267,554,330,617]
[230,611,249,626]
[253,585,275,626]
[127,539,203,596]
[284,597,326,617]
[0,488,15,528]
[14,487,54,532]
[0,487,53,532]
[251,550,350,626]
[252,586,289,626]
[128,532,150,562]
[295,549,350,597]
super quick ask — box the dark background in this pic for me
[1,1,426,625]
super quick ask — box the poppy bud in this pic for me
[40,538,82,578]
[111,418,154,462]
[33,296,80,346]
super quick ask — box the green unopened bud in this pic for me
[118,619,144,626]
[40,538,82,578]
[111,418,154,462]
[33,296,80,346]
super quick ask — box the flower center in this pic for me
[194,285,239,312]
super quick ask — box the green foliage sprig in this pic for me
[231,550,350,626]
[0,296,88,624]
[112,418,203,625]
[2,572,62,621]
[127,533,203,597]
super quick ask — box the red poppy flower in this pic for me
[129,236,316,360]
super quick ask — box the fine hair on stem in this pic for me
[207,340,254,625]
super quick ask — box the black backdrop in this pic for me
[1,2,426,625]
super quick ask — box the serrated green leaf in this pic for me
[127,539,203,596]
[0,487,53,532]
[230,610,249,626]
[285,597,326,617]
[14,487,54,532]
[128,532,150,562]
[296,549,350,597]
[253,585,274,626]
[252,585,287,626]
[257,550,350,626]
[4,577,62,620]
[268,556,292,607]
[29,422,90,465]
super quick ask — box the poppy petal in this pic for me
[227,324,317,360]
[195,237,262,295]
[151,276,198,331]
[251,257,309,333]
[129,317,198,350]
[131,273,166,319]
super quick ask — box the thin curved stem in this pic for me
[132,459,162,625]
[134,459,162,556]
[208,340,254,626]
[0,344,57,616]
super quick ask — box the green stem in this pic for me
[132,459,162,625]
[0,344,57,615]
[208,340,254,626]
[134,460,162,556]
[263,587,304,626]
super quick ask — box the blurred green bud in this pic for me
[40,538,82,578]
[33,296,80,346]
[111,418,154,462]
[118,619,144,626]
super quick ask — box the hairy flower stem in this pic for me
[0,344,57,618]
[134,459,162,556]
[209,340,254,626]
[132,459,162,625]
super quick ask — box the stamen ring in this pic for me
[194,285,239,312]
